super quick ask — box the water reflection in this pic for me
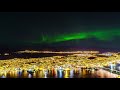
[70,69,74,78]
[0,68,118,78]
[54,69,58,78]
[64,70,69,78]
[33,72,36,78]
[43,70,48,78]
[37,70,44,78]
[28,74,32,78]
[58,70,63,78]
[17,71,22,78]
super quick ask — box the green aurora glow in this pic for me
[31,28,120,44]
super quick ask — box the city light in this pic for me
[0,50,120,78]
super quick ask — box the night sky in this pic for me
[0,12,120,50]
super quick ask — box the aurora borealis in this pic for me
[0,12,120,50]
[32,28,120,44]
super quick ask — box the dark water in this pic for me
[0,53,71,60]
[0,69,117,78]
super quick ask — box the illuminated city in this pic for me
[0,50,120,78]
[0,12,120,78]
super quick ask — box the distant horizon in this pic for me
[0,45,119,53]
